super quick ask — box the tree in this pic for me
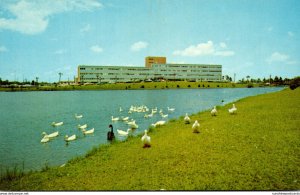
[246,75,250,83]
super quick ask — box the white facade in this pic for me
[78,63,222,83]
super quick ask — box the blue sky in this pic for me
[0,0,299,82]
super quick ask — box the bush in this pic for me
[289,77,300,90]
[188,85,191,88]
[177,85,180,88]
[247,83,253,88]
[140,85,145,89]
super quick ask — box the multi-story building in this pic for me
[77,57,222,83]
[77,65,153,83]
[151,63,222,81]
[145,56,166,68]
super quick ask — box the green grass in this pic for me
[0,81,257,92]
[0,88,299,190]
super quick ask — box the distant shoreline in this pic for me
[0,81,275,92]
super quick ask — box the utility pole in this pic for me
[234,73,236,83]
[36,77,39,86]
[58,72,63,83]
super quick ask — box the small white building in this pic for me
[77,62,222,83]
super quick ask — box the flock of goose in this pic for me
[41,103,238,149]
[141,103,238,147]
[40,114,95,143]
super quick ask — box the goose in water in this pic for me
[167,107,175,112]
[117,128,131,136]
[129,121,138,129]
[141,130,151,148]
[82,128,94,135]
[65,134,76,142]
[52,122,63,127]
[122,116,129,121]
[119,107,123,112]
[41,136,50,143]
[111,116,119,121]
[75,114,83,119]
[151,120,166,127]
[228,104,237,114]
[42,131,59,139]
[211,106,217,116]
[78,124,87,130]
[161,113,168,118]
[107,124,115,140]
[192,120,200,133]
[184,113,191,124]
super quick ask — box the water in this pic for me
[0,87,283,173]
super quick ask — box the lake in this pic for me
[0,87,284,174]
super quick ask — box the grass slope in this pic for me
[1,88,299,190]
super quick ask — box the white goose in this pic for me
[117,128,131,136]
[111,116,119,121]
[82,128,94,135]
[161,113,168,118]
[65,134,76,142]
[211,106,217,116]
[192,120,200,133]
[167,107,175,112]
[122,116,129,121]
[228,104,237,114]
[119,107,123,112]
[129,121,139,129]
[52,122,63,127]
[41,136,50,143]
[78,124,87,129]
[151,120,166,127]
[42,131,59,139]
[184,113,191,124]
[75,114,83,119]
[141,130,151,148]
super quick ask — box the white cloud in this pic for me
[0,46,8,52]
[219,42,227,49]
[173,41,235,57]
[0,0,102,35]
[173,41,214,57]
[130,41,148,52]
[90,45,103,53]
[80,24,91,33]
[266,52,289,64]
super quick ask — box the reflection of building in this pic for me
[77,57,222,83]
[145,56,166,68]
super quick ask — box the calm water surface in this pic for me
[0,87,283,173]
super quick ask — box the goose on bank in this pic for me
[211,106,217,116]
[228,104,237,114]
[141,130,151,148]
[184,113,191,124]
[192,120,200,133]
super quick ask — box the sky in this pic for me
[0,0,299,82]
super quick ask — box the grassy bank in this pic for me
[0,81,258,92]
[1,88,299,190]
